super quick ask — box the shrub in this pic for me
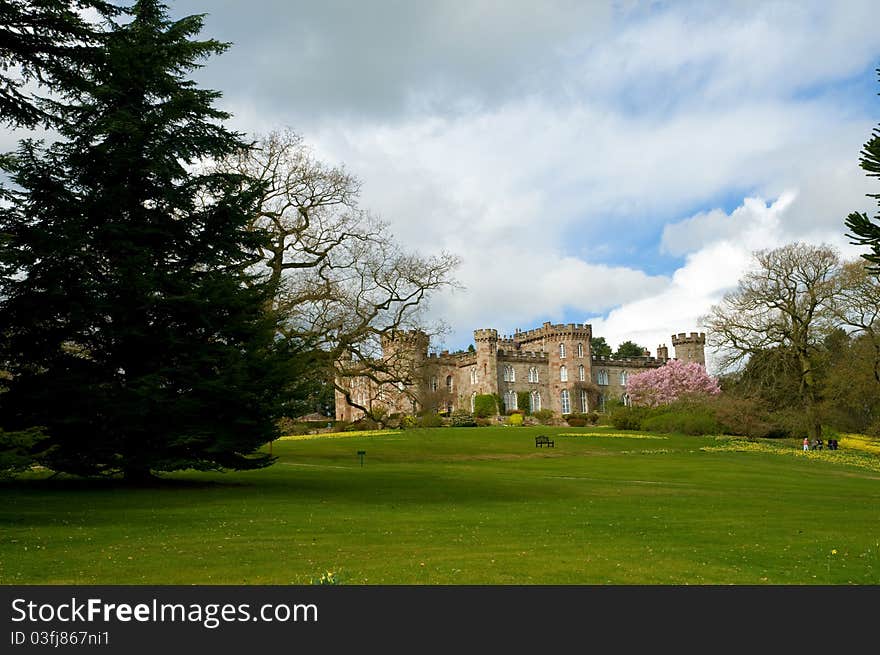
[474,417,493,427]
[276,417,311,436]
[349,416,380,431]
[640,404,720,435]
[586,412,599,425]
[531,409,554,424]
[416,412,444,428]
[508,413,524,426]
[450,411,477,427]
[708,394,778,439]
[473,394,498,418]
[402,415,418,429]
[517,391,531,415]
[610,406,648,430]
[564,412,592,427]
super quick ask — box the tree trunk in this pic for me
[798,351,822,442]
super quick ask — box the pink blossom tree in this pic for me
[625,360,721,407]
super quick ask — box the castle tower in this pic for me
[541,322,592,415]
[473,329,499,397]
[657,344,669,360]
[672,332,706,366]
[381,329,429,364]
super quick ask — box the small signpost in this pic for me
[357,450,366,467]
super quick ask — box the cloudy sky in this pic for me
[158,2,880,366]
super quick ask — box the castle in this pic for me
[334,322,706,422]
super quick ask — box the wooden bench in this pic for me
[535,435,554,448]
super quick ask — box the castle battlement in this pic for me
[591,355,662,367]
[671,332,706,366]
[498,337,516,350]
[672,332,706,345]
[381,329,429,346]
[511,321,592,344]
[497,350,549,360]
[473,328,498,342]
[427,351,476,365]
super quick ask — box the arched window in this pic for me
[470,369,477,385]
[580,389,589,413]
[504,390,518,411]
[561,389,571,414]
[528,367,538,383]
[597,369,609,385]
[577,342,584,358]
[430,377,438,392]
[620,370,628,385]
[502,365,515,382]
[446,375,453,391]
[530,391,541,413]
[559,343,566,359]
[560,365,568,382]
[578,364,585,382]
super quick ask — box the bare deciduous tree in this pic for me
[214,129,459,420]
[702,242,840,441]
[830,260,880,383]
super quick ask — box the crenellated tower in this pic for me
[672,332,706,366]
[473,328,499,396]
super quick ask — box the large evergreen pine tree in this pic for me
[0,0,295,480]
[845,69,880,268]
[0,0,120,127]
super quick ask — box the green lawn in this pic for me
[2,426,879,584]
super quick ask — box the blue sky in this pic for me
[160,1,880,365]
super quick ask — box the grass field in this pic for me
[2,426,879,584]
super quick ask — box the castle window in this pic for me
[446,375,453,391]
[528,366,538,383]
[578,364,585,382]
[597,369,609,385]
[559,343,566,359]
[580,389,589,413]
[530,391,541,412]
[470,369,477,385]
[560,365,568,382]
[504,390,518,411]
[620,371,628,385]
[561,389,571,414]
[577,342,584,358]
[503,365,515,383]
[471,392,476,412]
[430,377,438,392]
